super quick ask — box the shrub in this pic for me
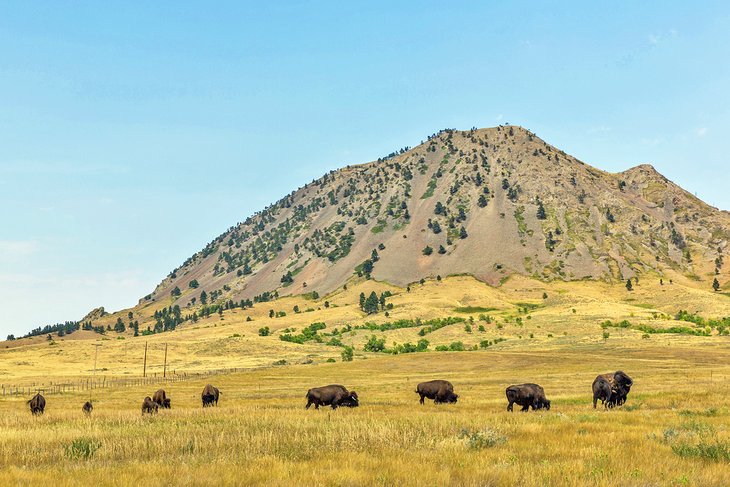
[364,335,386,352]
[341,346,354,362]
[459,428,507,450]
[65,438,101,460]
[258,327,270,337]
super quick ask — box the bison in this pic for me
[141,396,158,415]
[201,384,220,407]
[593,371,633,409]
[305,385,359,410]
[82,401,93,415]
[416,380,459,405]
[153,389,171,409]
[28,393,46,415]
[506,383,551,412]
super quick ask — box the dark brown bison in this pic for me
[593,371,633,409]
[82,401,93,415]
[506,383,551,412]
[153,389,171,409]
[305,385,359,410]
[141,396,158,415]
[416,380,459,405]
[201,384,220,407]
[28,393,46,415]
[592,376,613,408]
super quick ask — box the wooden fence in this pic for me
[0,367,244,398]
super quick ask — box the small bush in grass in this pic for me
[341,346,354,362]
[326,358,336,363]
[672,442,730,462]
[459,428,507,450]
[258,327,270,336]
[65,438,101,460]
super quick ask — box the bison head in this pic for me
[340,392,359,408]
[541,399,551,410]
[163,398,171,408]
[435,392,459,404]
[614,371,633,388]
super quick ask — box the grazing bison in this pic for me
[305,385,359,410]
[416,380,459,405]
[506,383,551,412]
[82,401,93,415]
[153,389,171,409]
[593,371,634,409]
[201,384,220,407]
[28,393,46,415]
[141,396,158,415]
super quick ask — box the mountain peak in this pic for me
[145,126,729,306]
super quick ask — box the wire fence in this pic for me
[0,367,245,398]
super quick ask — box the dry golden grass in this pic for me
[2,276,730,485]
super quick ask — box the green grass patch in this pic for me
[454,306,497,314]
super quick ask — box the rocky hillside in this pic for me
[146,126,729,308]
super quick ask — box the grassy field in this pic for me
[2,276,730,485]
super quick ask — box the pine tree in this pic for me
[478,194,488,208]
[364,292,379,314]
[626,279,633,291]
[438,245,446,254]
[713,278,720,292]
[200,290,208,305]
[459,226,468,239]
[422,246,433,256]
[359,292,366,310]
[536,201,547,220]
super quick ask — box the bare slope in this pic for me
[147,126,729,309]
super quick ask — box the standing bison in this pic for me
[305,385,359,410]
[506,384,551,412]
[82,401,93,415]
[141,396,158,415]
[592,371,633,409]
[201,384,221,407]
[153,389,171,409]
[416,380,459,405]
[28,393,46,415]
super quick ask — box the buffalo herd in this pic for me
[25,371,634,415]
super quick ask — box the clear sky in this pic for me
[1,1,728,337]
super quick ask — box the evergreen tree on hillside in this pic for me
[713,278,720,292]
[200,291,208,305]
[626,279,633,291]
[364,292,379,314]
[536,200,547,220]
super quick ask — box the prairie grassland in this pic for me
[2,276,730,485]
[2,347,730,486]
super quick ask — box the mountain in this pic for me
[144,126,729,308]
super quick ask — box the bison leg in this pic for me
[520,404,530,412]
[507,401,513,412]
[419,394,425,405]
[305,399,312,409]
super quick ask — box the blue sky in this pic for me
[1,1,728,337]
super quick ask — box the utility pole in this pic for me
[143,342,148,378]
[163,343,168,378]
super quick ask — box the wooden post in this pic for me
[143,342,148,378]
[163,343,168,378]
